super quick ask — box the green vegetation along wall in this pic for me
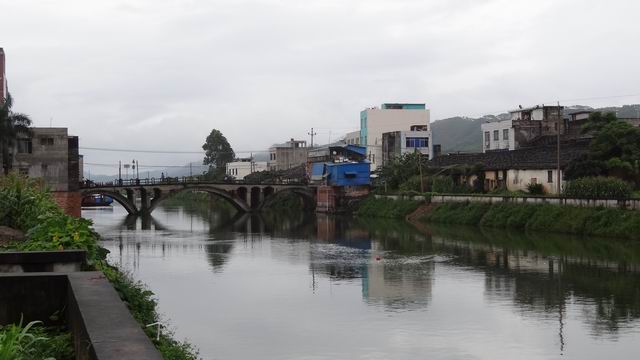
[422,202,640,240]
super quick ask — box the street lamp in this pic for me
[132,159,140,184]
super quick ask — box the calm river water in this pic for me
[83,203,640,360]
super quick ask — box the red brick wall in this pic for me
[52,191,81,217]
[316,186,336,213]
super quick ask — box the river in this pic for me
[83,202,640,360]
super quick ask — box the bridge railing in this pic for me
[80,176,309,189]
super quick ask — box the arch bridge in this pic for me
[80,181,317,215]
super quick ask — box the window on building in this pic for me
[405,137,428,148]
[17,139,32,154]
[503,129,509,141]
[18,167,29,176]
[484,131,490,148]
[493,130,499,141]
[39,137,54,146]
[41,164,48,175]
[531,178,537,184]
[548,170,553,183]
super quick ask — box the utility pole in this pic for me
[308,128,317,148]
[557,101,561,195]
[190,163,193,177]
[118,161,122,181]
[418,152,424,193]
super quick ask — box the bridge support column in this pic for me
[126,189,135,205]
[140,188,150,213]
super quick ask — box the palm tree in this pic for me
[0,93,32,175]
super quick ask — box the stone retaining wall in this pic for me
[373,194,640,210]
[431,194,640,210]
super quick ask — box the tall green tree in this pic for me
[202,129,234,180]
[0,93,32,175]
[566,112,640,185]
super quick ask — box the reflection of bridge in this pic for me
[81,179,317,215]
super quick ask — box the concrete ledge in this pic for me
[67,272,163,360]
[0,250,86,273]
[0,271,163,360]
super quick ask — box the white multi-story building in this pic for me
[226,158,268,179]
[360,103,431,170]
[481,105,564,153]
[344,130,361,146]
[381,125,432,165]
[481,119,515,152]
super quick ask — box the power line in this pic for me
[84,162,210,168]
[79,146,269,154]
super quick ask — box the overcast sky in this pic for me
[1,0,639,175]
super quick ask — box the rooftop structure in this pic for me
[268,138,308,171]
[309,144,370,187]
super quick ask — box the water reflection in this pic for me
[430,225,640,338]
[85,203,640,359]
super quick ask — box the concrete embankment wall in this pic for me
[430,195,640,210]
[374,194,640,210]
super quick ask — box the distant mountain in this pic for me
[431,104,640,153]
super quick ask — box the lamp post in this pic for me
[132,159,139,185]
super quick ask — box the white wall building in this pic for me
[360,103,431,170]
[226,158,268,179]
[344,130,361,146]
[481,119,515,153]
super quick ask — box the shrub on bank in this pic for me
[431,176,454,193]
[0,175,60,231]
[526,183,545,195]
[563,177,632,199]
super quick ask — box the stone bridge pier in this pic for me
[80,183,317,215]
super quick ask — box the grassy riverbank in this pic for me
[354,196,423,219]
[422,202,640,240]
[0,175,199,359]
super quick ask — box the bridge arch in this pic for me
[259,187,316,211]
[80,189,138,215]
[147,186,251,213]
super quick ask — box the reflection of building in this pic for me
[360,103,431,170]
[226,158,268,179]
[429,228,640,336]
[13,128,81,216]
[363,241,433,309]
[268,139,308,171]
